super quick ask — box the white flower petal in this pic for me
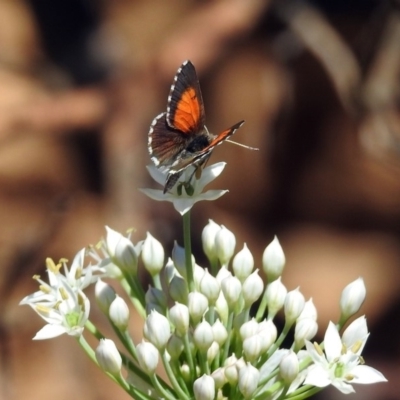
[332,380,356,394]
[350,365,387,384]
[324,322,342,362]
[146,165,167,185]
[198,162,226,187]
[303,364,331,388]
[139,188,167,201]
[33,324,67,340]
[342,316,368,351]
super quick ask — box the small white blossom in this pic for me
[141,163,228,215]
[304,318,387,394]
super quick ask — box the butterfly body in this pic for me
[148,60,244,193]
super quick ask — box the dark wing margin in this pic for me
[148,113,188,166]
[166,60,206,134]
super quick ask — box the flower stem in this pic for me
[183,210,195,292]
[162,352,188,400]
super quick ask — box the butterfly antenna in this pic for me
[225,139,259,151]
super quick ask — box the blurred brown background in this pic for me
[1,0,400,399]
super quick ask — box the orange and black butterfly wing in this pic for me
[166,60,205,134]
[148,113,189,167]
[196,120,245,155]
[148,61,206,168]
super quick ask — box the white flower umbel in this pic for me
[141,163,228,215]
[21,214,387,399]
[304,318,387,394]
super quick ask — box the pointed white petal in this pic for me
[33,324,67,340]
[351,365,387,384]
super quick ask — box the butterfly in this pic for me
[148,60,250,193]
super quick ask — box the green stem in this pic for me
[162,352,188,400]
[120,278,146,319]
[183,333,195,381]
[255,287,269,321]
[183,211,195,292]
[152,273,162,290]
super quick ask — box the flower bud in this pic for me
[242,270,264,307]
[199,269,220,305]
[212,319,228,346]
[170,303,189,336]
[95,279,116,314]
[240,319,259,340]
[257,319,277,352]
[95,338,122,376]
[136,340,159,374]
[279,350,299,384]
[188,292,209,325]
[340,277,366,322]
[194,320,214,352]
[232,244,254,282]
[109,295,129,331]
[224,363,238,385]
[172,241,195,278]
[180,363,191,382]
[221,275,242,308]
[145,286,167,315]
[262,236,285,281]
[194,374,215,400]
[202,220,221,263]
[294,318,318,349]
[238,363,260,399]
[215,226,236,266]
[194,264,205,290]
[265,277,287,319]
[298,298,317,321]
[215,291,229,325]
[105,226,138,274]
[167,334,184,359]
[207,341,220,364]
[169,274,188,304]
[141,232,164,276]
[211,367,227,389]
[284,288,305,324]
[243,335,262,363]
[144,310,170,351]
[215,266,231,283]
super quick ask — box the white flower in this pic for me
[141,163,228,215]
[20,257,92,340]
[304,318,387,394]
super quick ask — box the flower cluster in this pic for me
[20,225,386,399]
[20,163,387,399]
